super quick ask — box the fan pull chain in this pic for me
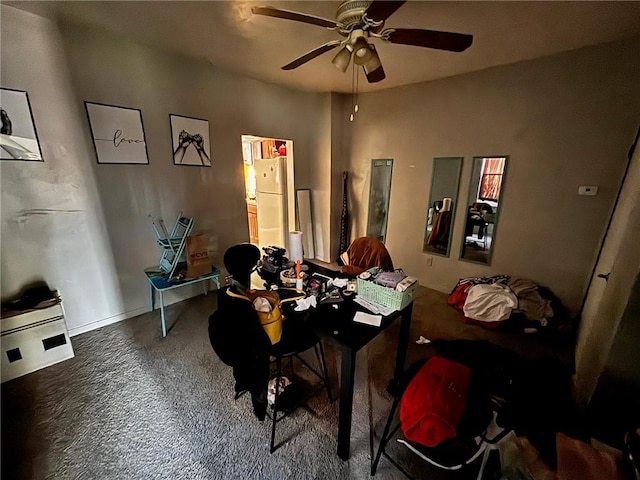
[355,67,359,113]
[350,63,356,121]
[350,63,360,122]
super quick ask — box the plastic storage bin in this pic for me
[357,278,418,311]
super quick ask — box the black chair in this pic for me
[267,316,333,453]
[212,243,333,454]
[371,357,511,479]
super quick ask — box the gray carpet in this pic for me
[1,287,573,480]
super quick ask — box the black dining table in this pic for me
[283,263,413,460]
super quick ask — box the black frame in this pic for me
[0,87,44,162]
[84,101,149,165]
[169,113,211,167]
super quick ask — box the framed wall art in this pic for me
[0,88,43,161]
[84,102,149,165]
[170,114,211,167]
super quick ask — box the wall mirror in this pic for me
[460,156,508,265]
[423,157,463,257]
[366,159,393,242]
[296,189,315,259]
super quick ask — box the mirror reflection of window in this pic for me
[423,157,463,257]
[366,159,393,243]
[460,156,508,265]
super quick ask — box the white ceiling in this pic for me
[7,1,640,93]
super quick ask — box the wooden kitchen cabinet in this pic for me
[247,202,259,245]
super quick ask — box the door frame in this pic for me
[240,135,295,253]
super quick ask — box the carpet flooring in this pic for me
[1,286,573,480]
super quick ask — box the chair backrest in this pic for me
[150,212,194,278]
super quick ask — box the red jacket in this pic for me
[400,356,471,447]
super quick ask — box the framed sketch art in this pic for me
[170,114,211,167]
[0,88,43,161]
[84,102,149,164]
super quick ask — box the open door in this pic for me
[575,128,640,406]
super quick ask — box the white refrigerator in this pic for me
[254,157,287,249]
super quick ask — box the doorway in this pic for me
[241,135,295,253]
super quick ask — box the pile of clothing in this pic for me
[448,275,570,332]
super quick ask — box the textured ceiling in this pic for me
[7,1,640,93]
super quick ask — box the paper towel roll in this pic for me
[441,197,452,212]
[289,231,304,263]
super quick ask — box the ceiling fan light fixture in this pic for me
[352,37,372,65]
[331,45,352,72]
[363,45,381,72]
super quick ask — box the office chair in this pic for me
[472,223,488,250]
[371,357,511,479]
[211,243,333,454]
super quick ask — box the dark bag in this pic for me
[1,284,56,312]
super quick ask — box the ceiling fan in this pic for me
[251,0,473,83]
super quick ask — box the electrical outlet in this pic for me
[426,257,433,267]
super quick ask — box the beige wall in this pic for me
[304,94,332,262]
[1,6,331,334]
[345,36,640,313]
[3,4,639,336]
[1,6,124,334]
[330,93,353,262]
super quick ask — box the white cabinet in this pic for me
[1,300,74,383]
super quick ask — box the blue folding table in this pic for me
[145,267,221,337]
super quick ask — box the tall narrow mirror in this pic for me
[423,157,463,257]
[366,159,393,242]
[460,156,508,265]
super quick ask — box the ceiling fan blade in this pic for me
[282,40,342,70]
[251,6,340,29]
[385,28,473,52]
[363,45,385,83]
[364,64,386,83]
[364,0,407,22]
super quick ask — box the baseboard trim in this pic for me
[68,305,149,337]
[67,286,214,337]
[420,280,450,295]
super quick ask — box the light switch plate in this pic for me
[578,185,598,196]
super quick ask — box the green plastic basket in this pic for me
[356,278,418,311]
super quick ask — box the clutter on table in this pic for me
[255,242,418,319]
